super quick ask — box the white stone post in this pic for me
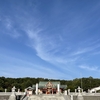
[64,90,67,95]
[24,89,27,96]
[25,89,27,92]
[57,84,60,92]
[78,86,81,95]
[71,95,73,100]
[18,89,20,92]
[77,86,84,100]
[68,89,70,95]
[88,89,90,93]
[8,86,16,100]
[5,89,7,93]
[36,83,38,95]
[75,89,77,94]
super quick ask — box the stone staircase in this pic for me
[0,95,9,100]
[28,94,70,100]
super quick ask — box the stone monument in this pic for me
[77,86,84,100]
[8,86,16,100]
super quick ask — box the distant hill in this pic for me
[0,76,100,92]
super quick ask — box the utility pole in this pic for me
[80,73,83,89]
[81,77,82,89]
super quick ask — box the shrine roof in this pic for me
[32,81,67,89]
[39,81,60,86]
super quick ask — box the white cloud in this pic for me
[79,65,99,71]
[0,50,68,79]
[72,48,90,55]
[1,17,21,38]
[71,40,100,56]
[6,19,12,30]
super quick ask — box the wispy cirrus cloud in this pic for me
[0,17,21,38]
[71,39,100,56]
[1,0,100,79]
[79,65,99,71]
[0,51,67,79]
[25,28,78,65]
[72,48,91,55]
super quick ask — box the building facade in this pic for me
[31,81,67,94]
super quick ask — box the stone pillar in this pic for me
[57,84,60,92]
[77,86,84,100]
[68,89,70,95]
[24,89,27,96]
[25,89,27,92]
[5,89,7,93]
[64,90,67,95]
[36,83,38,95]
[71,95,73,100]
[18,89,20,92]
[52,88,53,94]
[12,86,16,92]
[8,86,16,100]
[77,86,81,95]
[88,89,90,93]
[75,89,77,94]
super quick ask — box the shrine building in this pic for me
[28,81,67,94]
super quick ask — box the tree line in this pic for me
[0,76,100,92]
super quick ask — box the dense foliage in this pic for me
[0,76,100,92]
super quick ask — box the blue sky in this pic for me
[0,0,100,80]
